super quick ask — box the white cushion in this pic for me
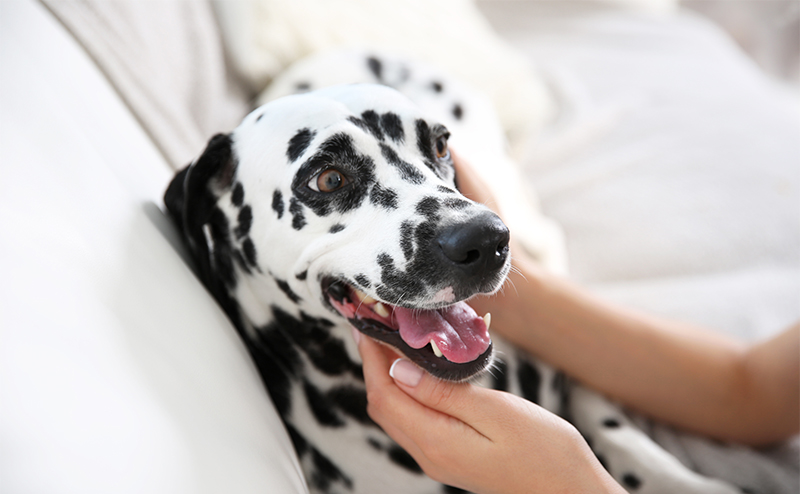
[0,1,307,492]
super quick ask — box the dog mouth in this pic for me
[323,278,493,381]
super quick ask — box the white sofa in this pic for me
[2,1,797,493]
[0,1,306,492]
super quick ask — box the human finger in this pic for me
[451,149,500,213]
[356,334,490,447]
[387,357,522,436]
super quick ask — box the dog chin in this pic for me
[322,277,494,381]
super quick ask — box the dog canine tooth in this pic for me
[354,288,377,305]
[373,302,390,318]
[483,312,491,332]
[430,340,444,358]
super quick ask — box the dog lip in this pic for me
[350,316,494,382]
[321,277,494,381]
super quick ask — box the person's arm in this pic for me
[455,152,800,447]
[355,329,625,494]
[472,256,799,446]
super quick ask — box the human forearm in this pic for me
[472,254,799,446]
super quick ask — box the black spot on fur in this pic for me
[437,185,456,194]
[415,119,436,165]
[255,112,265,122]
[287,128,316,163]
[360,110,385,141]
[415,196,441,221]
[272,308,362,377]
[292,133,376,217]
[272,189,284,219]
[622,473,642,490]
[296,270,308,281]
[375,252,425,304]
[234,205,252,239]
[552,371,571,417]
[289,197,306,230]
[304,380,345,427]
[231,182,244,206]
[517,359,542,404]
[294,81,311,92]
[207,208,237,288]
[368,438,383,451]
[381,143,425,184]
[285,423,307,456]
[367,56,383,82]
[400,221,415,261]
[430,81,444,93]
[443,197,470,210]
[249,319,304,417]
[328,385,373,425]
[329,223,345,234]
[310,447,353,491]
[370,183,398,209]
[490,357,508,392]
[354,274,371,288]
[233,249,252,275]
[374,203,480,303]
[388,445,423,474]
[242,237,257,267]
[452,103,464,120]
[603,418,621,428]
[275,277,302,304]
[380,112,404,142]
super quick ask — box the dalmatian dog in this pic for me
[164,53,740,494]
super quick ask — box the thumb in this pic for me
[389,358,497,426]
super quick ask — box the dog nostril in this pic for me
[496,238,509,258]
[436,211,510,270]
[463,249,480,265]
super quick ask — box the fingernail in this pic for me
[389,358,423,387]
[351,327,362,345]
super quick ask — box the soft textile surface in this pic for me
[42,0,251,169]
[0,0,307,493]
[211,0,554,158]
[477,2,799,492]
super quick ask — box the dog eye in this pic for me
[434,135,450,160]
[309,168,347,193]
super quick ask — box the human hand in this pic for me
[354,330,624,494]
[452,149,501,217]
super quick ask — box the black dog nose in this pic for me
[437,211,510,278]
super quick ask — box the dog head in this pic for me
[165,84,510,381]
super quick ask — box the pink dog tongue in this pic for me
[394,302,490,364]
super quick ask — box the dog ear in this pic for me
[163,133,238,297]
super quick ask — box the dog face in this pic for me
[166,84,510,381]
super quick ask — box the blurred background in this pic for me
[681,0,799,85]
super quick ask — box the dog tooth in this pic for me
[373,302,390,318]
[354,288,377,305]
[430,340,444,358]
[483,313,492,331]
